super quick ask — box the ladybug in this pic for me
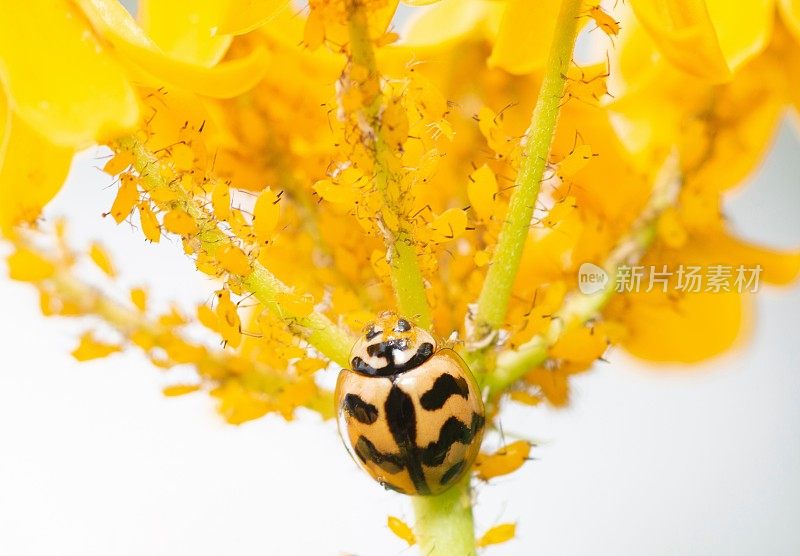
[335,312,485,495]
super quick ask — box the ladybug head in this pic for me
[349,312,436,377]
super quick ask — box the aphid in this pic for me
[474,440,532,480]
[335,312,485,495]
[587,5,620,38]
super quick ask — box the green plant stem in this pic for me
[120,136,354,368]
[488,153,681,396]
[347,4,431,329]
[411,475,476,556]
[470,0,583,350]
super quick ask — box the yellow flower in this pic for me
[0,0,271,233]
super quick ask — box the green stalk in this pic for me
[411,475,475,556]
[411,1,584,554]
[471,0,583,347]
[346,4,432,329]
[120,136,354,368]
[488,151,681,396]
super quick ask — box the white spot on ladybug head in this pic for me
[350,313,437,375]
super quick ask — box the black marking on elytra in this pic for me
[395,318,412,332]
[440,460,466,485]
[385,385,429,495]
[343,393,378,424]
[421,412,485,467]
[354,436,404,474]
[351,342,435,377]
[420,373,470,411]
[365,326,381,340]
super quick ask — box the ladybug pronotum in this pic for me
[335,312,485,495]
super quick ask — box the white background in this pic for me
[1,106,799,556]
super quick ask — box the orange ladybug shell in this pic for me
[335,313,485,496]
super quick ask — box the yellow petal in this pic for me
[629,0,731,81]
[0,0,138,147]
[218,0,293,35]
[403,0,500,49]
[76,0,271,99]
[704,0,773,74]
[489,0,561,74]
[614,288,746,363]
[138,0,232,66]
[780,0,800,42]
[0,97,73,235]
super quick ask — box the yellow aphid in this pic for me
[543,197,577,228]
[429,207,468,243]
[197,304,219,332]
[375,31,399,47]
[108,174,138,224]
[170,142,195,171]
[212,381,270,425]
[130,330,156,350]
[162,384,201,397]
[474,249,491,267]
[557,144,594,178]
[314,179,360,206]
[163,208,198,236]
[295,358,328,375]
[148,187,180,205]
[217,244,252,276]
[549,323,609,363]
[130,287,147,312]
[102,151,133,176]
[657,207,688,248]
[212,181,232,221]
[7,248,55,282]
[387,516,416,546]
[564,63,609,104]
[71,332,121,362]
[429,119,455,141]
[253,188,281,244]
[588,5,620,37]
[164,338,207,364]
[477,105,513,157]
[228,209,255,242]
[138,204,161,243]
[89,242,116,277]
[475,440,532,480]
[468,164,498,223]
[276,292,315,317]
[302,8,325,50]
[509,390,542,406]
[476,523,516,548]
[215,290,242,348]
[382,97,409,150]
[158,307,187,327]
